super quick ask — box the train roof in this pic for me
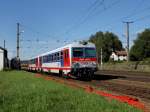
[31,41,95,59]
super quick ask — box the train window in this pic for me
[54,53,57,61]
[33,59,35,64]
[59,52,61,59]
[73,48,83,57]
[85,48,96,58]
[30,59,32,64]
[47,55,49,62]
[32,59,35,64]
[43,55,49,63]
[61,52,63,59]
[44,56,46,63]
[46,56,47,62]
[57,52,60,60]
[48,55,51,62]
[43,56,46,63]
[52,55,53,61]
[50,55,52,62]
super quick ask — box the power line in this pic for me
[64,0,105,35]
[64,0,120,39]
[123,0,145,19]
[20,23,60,41]
[86,0,102,13]
[80,1,150,39]
[134,14,150,22]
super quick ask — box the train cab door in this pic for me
[63,49,70,67]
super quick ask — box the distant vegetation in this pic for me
[130,28,150,61]
[89,29,150,63]
[89,31,123,62]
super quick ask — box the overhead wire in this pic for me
[20,1,150,59]
[123,0,145,19]
[64,0,105,36]
[64,0,121,41]
[19,23,62,43]
[84,0,150,36]
[134,14,150,22]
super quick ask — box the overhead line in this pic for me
[64,0,105,35]
[134,14,150,22]
[64,0,120,38]
[20,23,59,40]
[123,0,145,19]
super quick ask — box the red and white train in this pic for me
[22,41,97,80]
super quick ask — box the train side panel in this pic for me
[39,47,72,74]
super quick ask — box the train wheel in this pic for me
[41,69,43,73]
[76,72,81,80]
[62,72,66,78]
[87,71,93,81]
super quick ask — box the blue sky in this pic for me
[0,0,150,59]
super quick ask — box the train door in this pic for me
[39,57,42,68]
[63,49,70,67]
[35,58,38,67]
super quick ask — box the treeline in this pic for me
[89,31,123,63]
[88,28,150,62]
[130,29,150,61]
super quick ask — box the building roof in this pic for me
[0,46,7,51]
[115,51,127,56]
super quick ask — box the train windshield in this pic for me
[85,48,96,58]
[73,48,84,57]
[73,47,96,58]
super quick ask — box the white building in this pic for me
[0,47,8,70]
[110,51,127,61]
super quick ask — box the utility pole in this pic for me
[123,21,133,62]
[17,23,20,59]
[4,40,5,49]
[100,48,103,70]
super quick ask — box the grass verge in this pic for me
[0,71,142,112]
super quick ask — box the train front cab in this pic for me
[70,47,97,80]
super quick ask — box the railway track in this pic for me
[92,71,150,101]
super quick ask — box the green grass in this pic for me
[0,71,142,112]
[102,62,150,73]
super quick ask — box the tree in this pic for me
[130,29,150,61]
[89,31,123,62]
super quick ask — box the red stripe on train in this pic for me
[30,67,71,70]
[43,67,71,70]
[72,58,96,62]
